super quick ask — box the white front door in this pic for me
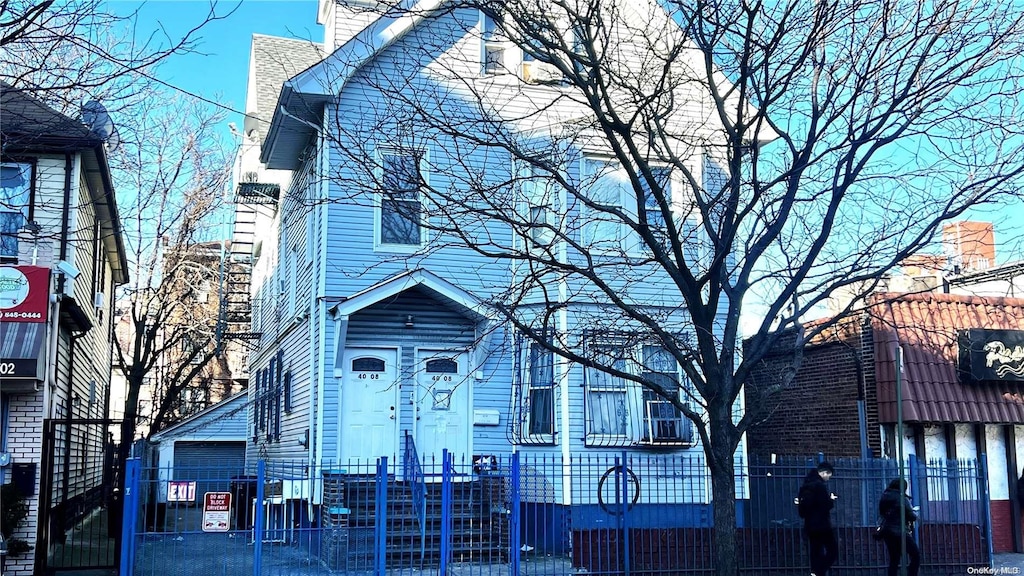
[340,348,399,465]
[414,350,471,470]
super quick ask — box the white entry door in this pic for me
[340,348,400,465]
[414,350,471,470]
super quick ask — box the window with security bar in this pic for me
[512,331,557,444]
[583,335,695,447]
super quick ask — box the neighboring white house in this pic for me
[147,392,248,506]
[232,0,753,561]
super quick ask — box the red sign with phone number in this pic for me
[0,266,49,323]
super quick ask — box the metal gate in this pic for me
[37,418,122,575]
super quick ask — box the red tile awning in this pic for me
[870,292,1024,424]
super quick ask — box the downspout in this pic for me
[44,154,76,416]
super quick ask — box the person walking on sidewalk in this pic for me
[796,461,839,576]
[878,478,920,576]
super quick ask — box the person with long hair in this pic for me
[878,478,920,576]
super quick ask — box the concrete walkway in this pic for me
[994,553,1024,572]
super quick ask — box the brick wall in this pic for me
[991,499,1014,553]
[745,316,874,458]
[5,393,44,576]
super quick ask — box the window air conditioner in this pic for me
[522,61,563,84]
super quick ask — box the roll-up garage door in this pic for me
[172,441,246,503]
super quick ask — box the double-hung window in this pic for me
[584,338,693,446]
[0,162,31,261]
[641,167,672,250]
[522,165,556,249]
[582,158,631,252]
[378,149,424,247]
[525,336,555,438]
[585,342,629,439]
[639,345,690,444]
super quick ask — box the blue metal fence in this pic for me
[122,451,991,576]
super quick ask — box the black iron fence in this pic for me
[121,451,991,576]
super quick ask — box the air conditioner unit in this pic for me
[522,61,563,84]
[645,400,687,442]
[93,291,105,309]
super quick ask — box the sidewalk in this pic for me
[994,553,1024,572]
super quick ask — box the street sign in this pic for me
[202,492,232,532]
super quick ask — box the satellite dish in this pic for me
[81,100,121,152]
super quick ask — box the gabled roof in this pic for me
[261,0,773,169]
[245,35,325,145]
[1,82,100,150]
[0,83,129,284]
[330,268,491,322]
[869,291,1024,424]
[261,0,445,169]
[149,392,248,442]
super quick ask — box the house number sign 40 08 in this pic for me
[357,373,380,380]
[432,375,453,382]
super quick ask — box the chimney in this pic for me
[943,221,994,273]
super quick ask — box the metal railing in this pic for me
[403,431,428,561]
[120,452,991,576]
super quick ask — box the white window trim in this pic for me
[580,156,679,257]
[374,146,429,252]
[583,339,695,447]
[516,162,557,252]
[519,335,557,444]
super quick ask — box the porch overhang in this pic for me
[328,269,496,378]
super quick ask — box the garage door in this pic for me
[172,441,246,502]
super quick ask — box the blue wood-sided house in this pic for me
[233,0,751,556]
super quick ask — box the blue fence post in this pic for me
[119,458,141,576]
[620,451,630,576]
[254,460,265,576]
[440,450,452,575]
[509,452,521,576]
[375,456,389,576]
[908,454,921,543]
[979,453,994,567]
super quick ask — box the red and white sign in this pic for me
[167,481,196,503]
[202,492,232,532]
[0,265,49,323]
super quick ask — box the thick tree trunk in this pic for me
[708,401,741,576]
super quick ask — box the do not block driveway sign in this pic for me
[203,492,232,532]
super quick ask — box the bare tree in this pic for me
[297,0,1024,572]
[1,0,234,114]
[111,94,232,462]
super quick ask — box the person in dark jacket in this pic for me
[878,478,920,576]
[796,461,838,576]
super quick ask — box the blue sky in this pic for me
[110,0,322,126]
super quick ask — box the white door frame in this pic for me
[412,347,473,469]
[339,346,401,465]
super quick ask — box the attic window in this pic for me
[482,12,508,75]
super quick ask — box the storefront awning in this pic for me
[0,321,46,390]
[871,292,1024,424]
